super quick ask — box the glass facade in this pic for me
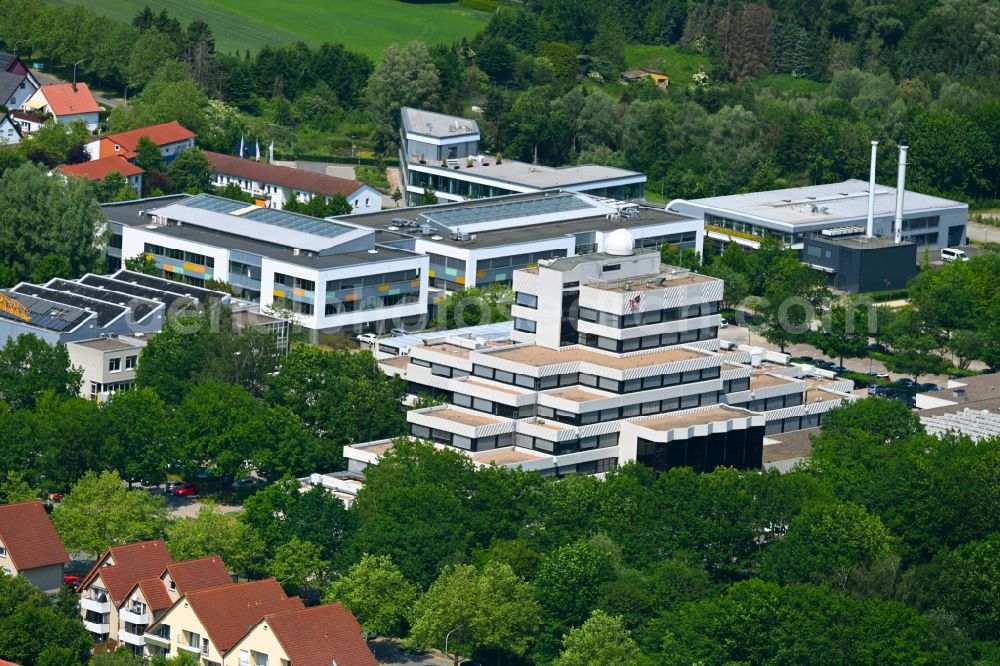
[475,249,568,286]
[324,269,422,315]
[705,213,799,245]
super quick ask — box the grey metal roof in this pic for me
[419,193,593,230]
[241,206,352,239]
[108,269,228,302]
[378,321,513,352]
[102,194,191,228]
[183,193,249,214]
[401,107,478,138]
[409,158,646,190]
[78,274,193,310]
[0,71,24,104]
[673,179,966,227]
[0,52,14,71]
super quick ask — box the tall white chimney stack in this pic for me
[893,140,908,244]
[866,140,878,238]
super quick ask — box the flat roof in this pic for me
[750,373,799,389]
[402,107,478,139]
[77,274,194,310]
[808,234,914,250]
[762,428,818,462]
[350,194,695,250]
[418,193,595,230]
[921,408,1000,442]
[675,179,966,226]
[461,377,532,395]
[44,278,161,321]
[108,270,228,302]
[410,158,645,190]
[0,290,91,332]
[634,405,748,431]
[424,407,505,427]
[485,344,705,369]
[11,283,126,327]
[101,195,190,226]
[472,448,549,465]
[378,322,514,350]
[546,387,609,402]
[71,337,143,352]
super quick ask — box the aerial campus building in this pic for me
[345,230,855,477]
[399,107,647,205]
[98,191,703,333]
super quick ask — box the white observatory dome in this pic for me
[604,228,636,256]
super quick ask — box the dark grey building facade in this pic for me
[801,234,918,294]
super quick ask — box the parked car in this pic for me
[390,327,410,336]
[917,383,941,392]
[868,343,887,353]
[233,477,263,489]
[941,247,969,262]
[63,575,80,591]
[171,482,198,497]
[719,318,728,329]
[868,385,895,396]
[896,378,916,387]
[356,333,378,346]
[981,368,997,375]
[870,372,890,381]
[829,364,847,373]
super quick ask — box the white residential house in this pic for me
[22,82,100,130]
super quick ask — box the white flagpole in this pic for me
[269,140,274,164]
[255,139,260,161]
[239,133,244,158]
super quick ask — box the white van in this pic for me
[941,248,968,262]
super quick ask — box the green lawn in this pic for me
[623,44,714,86]
[50,0,489,59]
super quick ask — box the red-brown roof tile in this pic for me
[80,540,173,603]
[102,122,196,152]
[134,577,174,611]
[59,155,144,181]
[0,659,22,666]
[0,501,68,571]
[38,83,100,116]
[266,603,377,666]
[184,578,303,654]
[205,150,367,199]
[164,555,232,595]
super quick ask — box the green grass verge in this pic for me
[49,0,489,59]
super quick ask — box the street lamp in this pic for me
[444,626,462,666]
[124,84,134,104]
[72,58,90,88]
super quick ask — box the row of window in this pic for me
[730,393,804,412]
[579,326,718,352]
[538,389,721,426]
[326,269,420,292]
[636,232,698,249]
[453,392,536,419]
[579,301,720,329]
[144,243,215,268]
[516,432,619,455]
[764,412,822,435]
[901,215,939,231]
[723,377,751,394]
[410,424,515,452]
[230,261,262,281]
[274,273,315,292]
[469,363,722,394]
[706,213,799,246]
[324,292,421,314]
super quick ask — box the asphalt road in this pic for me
[31,67,122,107]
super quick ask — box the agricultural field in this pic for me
[50,0,490,59]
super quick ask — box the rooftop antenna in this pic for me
[894,140,908,244]
[866,140,878,237]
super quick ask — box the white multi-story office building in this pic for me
[399,107,646,205]
[103,194,429,333]
[346,230,854,476]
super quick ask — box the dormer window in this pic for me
[114,144,120,151]
[169,580,176,590]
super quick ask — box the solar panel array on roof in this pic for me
[11,284,126,327]
[0,291,92,332]
[109,270,227,303]
[420,194,593,229]
[182,194,251,214]
[45,279,161,321]
[241,207,352,239]
[78,274,189,309]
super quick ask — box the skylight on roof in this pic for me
[241,207,352,239]
[419,193,593,229]
[181,194,250,214]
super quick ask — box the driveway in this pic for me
[30,68,122,107]
[371,638,451,666]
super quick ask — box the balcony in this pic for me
[80,597,111,613]
[177,642,202,654]
[143,631,170,648]
[120,609,149,624]
[118,628,146,647]
[83,620,110,634]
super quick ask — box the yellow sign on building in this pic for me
[0,293,31,322]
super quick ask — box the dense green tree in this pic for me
[920,532,1000,640]
[553,610,645,666]
[759,502,895,585]
[326,553,418,637]
[133,135,165,174]
[407,562,540,661]
[102,387,170,486]
[51,470,168,556]
[94,171,139,203]
[0,574,91,666]
[267,537,329,596]
[0,335,82,410]
[166,146,211,193]
[365,41,441,152]
[166,503,266,576]
[810,302,873,366]
[123,253,158,275]
[0,163,107,283]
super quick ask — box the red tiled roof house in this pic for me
[59,155,144,197]
[0,501,69,594]
[205,151,382,214]
[22,82,101,130]
[85,121,196,164]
